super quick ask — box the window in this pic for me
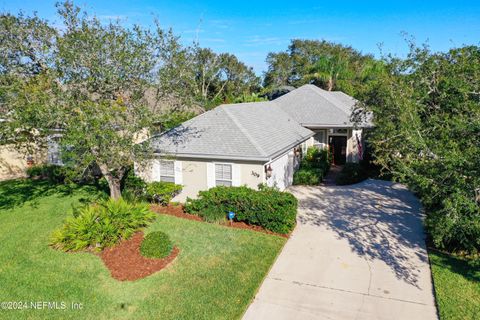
[160,160,175,183]
[313,131,325,149]
[47,136,63,165]
[215,163,232,186]
[329,128,348,134]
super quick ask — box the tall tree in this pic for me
[0,12,60,155]
[356,43,480,253]
[263,52,293,88]
[1,1,158,198]
[303,54,352,91]
[1,1,261,198]
[191,46,259,109]
[263,39,381,97]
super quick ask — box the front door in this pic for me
[328,136,347,165]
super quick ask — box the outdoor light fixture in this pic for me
[294,147,301,156]
[265,165,273,178]
[475,188,480,204]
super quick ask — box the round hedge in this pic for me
[140,231,173,259]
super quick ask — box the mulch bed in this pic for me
[151,204,289,238]
[151,204,203,222]
[100,232,179,281]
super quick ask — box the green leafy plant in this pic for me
[145,182,182,205]
[26,164,67,183]
[293,147,331,185]
[304,147,331,173]
[185,186,298,234]
[121,170,148,202]
[355,43,480,254]
[140,231,173,259]
[122,170,182,205]
[293,167,323,185]
[50,198,156,251]
[335,163,369,185]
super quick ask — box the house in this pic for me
[0,127,65,181]
[136,84,372,201]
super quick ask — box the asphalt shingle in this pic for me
[151,101,313,161]
[150,84,370,161]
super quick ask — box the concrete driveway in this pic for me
[243,179,437,320]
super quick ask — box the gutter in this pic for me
[153,152,270,162]
[302,124,374,129]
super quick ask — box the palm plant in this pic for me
[303,55,352,91]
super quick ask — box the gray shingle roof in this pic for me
[273,84,362,127]
[149,84,371,161]
[151,101,314,161]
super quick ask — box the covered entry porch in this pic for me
[301,127,364,165]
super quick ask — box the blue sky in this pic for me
[2,1,479,74]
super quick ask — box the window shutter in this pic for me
[232,163,241,186]
[153,159,161,181]
[174,161,183,185]
[207,162,215,188]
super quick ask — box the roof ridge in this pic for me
[221,105,268,157]
[304,85,351,116]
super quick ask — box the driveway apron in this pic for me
[243,179,438,320]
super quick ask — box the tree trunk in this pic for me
[327,77,334,91]
[105,175,122,199]
[97,162,125,200]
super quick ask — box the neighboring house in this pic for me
[0,129,63,181]
[0,144,45,181]
[136,84,372,201]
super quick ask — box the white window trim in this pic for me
[174,161,183,185]
[159,159,175,183]
[214,163,233,187]
[207,162,241,188]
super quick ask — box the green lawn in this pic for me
[0,179,286,319]
[429,250,480,320]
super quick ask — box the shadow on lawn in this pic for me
[0,179,86,210]
[430,249,480,283]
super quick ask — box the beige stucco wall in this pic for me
[0,145,46,181]
[239,162,264,190]
[136,157,265,203]
[178,160,208,202]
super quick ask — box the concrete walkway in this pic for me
[243,179,438,320]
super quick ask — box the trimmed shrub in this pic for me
[50,198,156,251]
[26,164,66,183]
[122,170,147,201]
[140,231,173,258]
[335,163,369,185]
[146,182,182,205]
[293,167,323,185]
[122,170,182,205]
[293,147,331,185]
[184,186,298,234]
[305,147,331,174]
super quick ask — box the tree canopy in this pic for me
[263,39,384,97]
[357,42,480,254]
[0,1,259,198]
